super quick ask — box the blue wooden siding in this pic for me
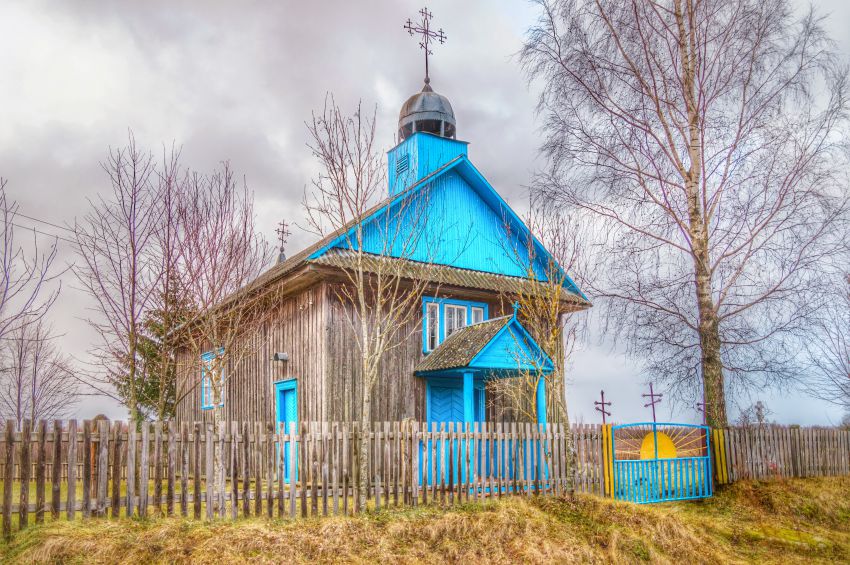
[387,132,468,195]
[470,319,555,373]
[310,132,586,299]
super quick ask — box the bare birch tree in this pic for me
[0,178,60,342]
[303,98,442,510]
[74,134,160,423]
[804,273,849,409]
[176,163,272,514]
[522,0,849,426]
[0,317,77,427]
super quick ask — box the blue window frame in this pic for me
[422,297,488,353]
[200,348,225,410]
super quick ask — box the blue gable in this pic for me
[308,132,585,299]
[469,317,555,373]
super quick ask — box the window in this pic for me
[425,302,440,352]
[471,307,484,325]
[444,304,467,338]
[422,298,488,352]
[201,349,225,410]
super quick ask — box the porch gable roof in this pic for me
[414,314,555,375]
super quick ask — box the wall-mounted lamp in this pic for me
[272,352,289,362]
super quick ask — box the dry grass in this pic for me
[2,476,848,564]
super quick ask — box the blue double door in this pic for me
[425,378,485,486]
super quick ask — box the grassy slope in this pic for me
[2,477,848,564]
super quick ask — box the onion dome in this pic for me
[398,81,456,140]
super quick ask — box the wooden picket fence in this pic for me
[2,419,847,539]
[0,419,601,539]
[712,425,850,484]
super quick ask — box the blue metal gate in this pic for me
[612,423,712,503]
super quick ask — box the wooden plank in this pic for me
[51,420,62,519]
[219,423,227,519]
[311,424,319,516]
[192,422,203,520]
[242,422,250,518]
[180,423,189,517]
[111,421,122,518]
[300,422,307,518]
[167,423,176,516]
[289,422,297,519]
[231,422,239,520]
[96,419,109,517]
[254,422,263,517]
[19,419,31,529]
[67,420,78,520]
[35,420,46,524]
[266,422,275,518]
[205,422,214,520]
[140,422,150,518]
[82,420,92,518]
[153,421,162,515]
[3,421,14,539]
[127,424,136,518]
[319,422,328,516]
[332,423,339,515]
[341,422,349,516]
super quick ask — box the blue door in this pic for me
[425,381,485,486]
[275,380,298,481]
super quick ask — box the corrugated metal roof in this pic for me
[414,316,511,373]
[308,249,589,305]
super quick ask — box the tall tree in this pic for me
[0,317,77,428]
[176,163,272,515]
[522,0,849,426]
[303,98,441,511]
[0,178,60,342]
[74,134,159,423]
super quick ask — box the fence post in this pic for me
[3,421,15,540]
[19,419,31,529]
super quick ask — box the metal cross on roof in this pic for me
[594,390,612,424]
[642,382,663,423]
[404,7,446,85]
[275,220,291,251]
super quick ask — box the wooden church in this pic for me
[174,76,589,429]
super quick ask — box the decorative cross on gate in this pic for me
[404,7,447,85]
[642,382,663,423]
[594,390,612,424]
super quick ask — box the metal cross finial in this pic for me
[594,390,612,424]
[642,382,663,423]
[404,6,447,85]
[275,220,291,254]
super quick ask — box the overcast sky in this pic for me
[1,0,847,425]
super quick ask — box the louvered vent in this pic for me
[396,153,410,175]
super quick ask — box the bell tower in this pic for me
[388,7,467,195]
